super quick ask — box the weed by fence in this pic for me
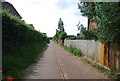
[61,44,82,57]
[82,57,118,79]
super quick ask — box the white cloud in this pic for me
[5,0,87,37]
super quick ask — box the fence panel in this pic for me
[64,40,120,72]
[64,40,100,62]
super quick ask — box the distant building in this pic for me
[67,35,74,38]
[87,17,97,30]
[1,0,22,19]
[76,33,84,40]
[77,33,81,37]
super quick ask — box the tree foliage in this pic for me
[80,27,98,40]
[78,2,120,43]
[53,29,61,42]
[58,18,64,32]
[53,29,67,42]
[59,32,67,40]
[53,18,67,42]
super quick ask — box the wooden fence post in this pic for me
[99,42,104,65]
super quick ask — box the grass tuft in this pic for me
[82,57,119,79]
[60,44,82,57]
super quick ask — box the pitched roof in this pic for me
[1,1,22,19]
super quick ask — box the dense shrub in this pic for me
[53,29,67,42]
[2,10,50,79]
[59,32,67,40]
[2,10,49,54]
[80,27,98,40]
[3,42,46,79]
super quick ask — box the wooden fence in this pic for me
[64,40,120,72]
[106,43,120,72]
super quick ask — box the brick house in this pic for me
[87,17,97,30]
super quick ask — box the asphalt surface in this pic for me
[22,40,107,79]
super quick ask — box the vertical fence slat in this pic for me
[100,42,104,65]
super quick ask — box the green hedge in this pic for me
[2,10,49,54]
[3,42,46,80]
[2,10,50,79]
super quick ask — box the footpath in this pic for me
[22,40,107,79]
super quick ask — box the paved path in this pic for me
[22,40,107,79]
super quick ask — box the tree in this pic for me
[58,18,64,32]
[78,2,96,19]
[80,27,98,40]
[53,29,61,42]
[59,32,67,40]
[76,21,84,33]
[53,18,67,42]
[78,2,120,43]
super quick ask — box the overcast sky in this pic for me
[5,0,88,37]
